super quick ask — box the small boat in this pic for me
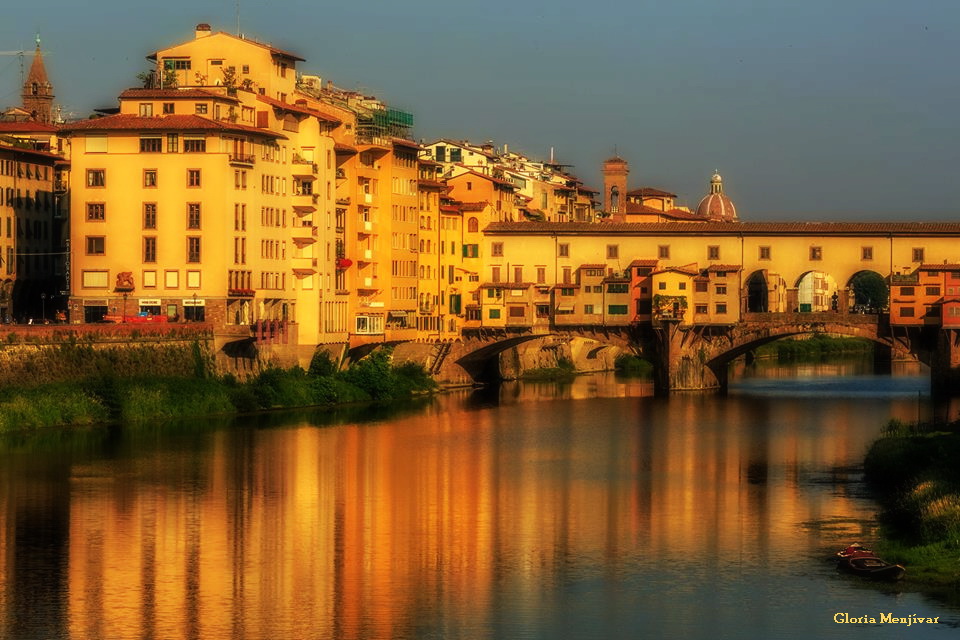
[835,543,905,581]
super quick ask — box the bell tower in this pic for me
[22,35,54,124]
[601,155,629,222]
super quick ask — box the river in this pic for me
[0,358,958,639]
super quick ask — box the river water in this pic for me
[1,359,958,639]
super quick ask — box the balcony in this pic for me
[228,152,256,166]
[336,197,351,206]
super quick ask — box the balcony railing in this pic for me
[228,152,256,166]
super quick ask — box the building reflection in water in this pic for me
[0,366,931,639]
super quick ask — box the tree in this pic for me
[850,272,888,311]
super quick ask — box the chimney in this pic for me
[195,23,212,39]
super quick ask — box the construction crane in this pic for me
[0,50,26,88]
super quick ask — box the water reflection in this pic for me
[1,362,957,639]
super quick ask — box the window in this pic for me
[716,303,728,314]
[167,134,179,153]
[86,236,105,255]
[143,170,157,187]
[139,103,153,117]
[86,203,105,221]
[172,59,191,70]
[606,244,619,259]
[143,203,157,229]
[491,266,501,283]
[513,266,523,282]
[462,244,479,258]
[759,246,771,260]
[900,286,915,296]
[468,217,479,233]
[926,286,941,296]
[695,281,708,293]
[195,103,208,115]
[679,282,687,290]
[912,248,925,263]
[183,137,206,152]
[716,285,727,295]
[488,308,501,319]
[607,283,629,293]
[810,246,822,260]
[491,242,504,257]
[187,237,201,263]
[584,304,595,314]
[608,305,628,315]
[558,243,569,258]
[900,307,915,318]
[140,137,162,152]
[658,245,670,259]
[536,267,546,284]
[187,203,201,229]
[86,169,105,187]
[162,102,174,114]
[658,282,666,290]
[508,306,525,318]
[862,246,873,261]
[143,237,156,262]
[708,246,720,260]
[695,304,709,314]
[560,288,575,296]
[187,169,201,187]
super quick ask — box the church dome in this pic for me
[696,172,738,222]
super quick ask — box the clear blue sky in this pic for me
[2,0,958,221]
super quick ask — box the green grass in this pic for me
[615,354,654,378]
[864,419,960,587]
[0,347,437,432]
[521,357,577,381]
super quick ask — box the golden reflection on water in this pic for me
[0,365,932,639]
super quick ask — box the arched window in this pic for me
[610,186,620,213]
[468,217,479,233]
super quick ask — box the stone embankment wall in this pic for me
[0,325,215,386]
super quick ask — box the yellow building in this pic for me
[61,24,422,348]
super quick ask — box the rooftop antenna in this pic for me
[236,0,241,36]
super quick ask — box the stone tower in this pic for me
[601,156,629,222]
[22,35,54,124]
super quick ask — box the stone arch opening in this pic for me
[847,270,888,313]
[795,270,838,312]
[746,270,768,312]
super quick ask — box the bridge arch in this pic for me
[846,270,889,313]
[795,269,839,312]
[696,316,905,391]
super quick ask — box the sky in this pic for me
[1,0,959,221]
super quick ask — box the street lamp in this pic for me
[40,293,46,322]
[122,292,128,322]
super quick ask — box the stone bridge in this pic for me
[653,311,950,394]
[393,313,960,396]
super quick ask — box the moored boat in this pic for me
[835,543,905,581]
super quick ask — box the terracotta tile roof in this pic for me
[652,266,699,277]
[629,259,659,267]
[334,142,357,154]
[479,282,533,289]
[0,121,58,133]
[118,88,238,102]
[440,205,460,213]
[578,264,608,270]
[257,95,341,124]
[58,114,287,138]
[148,31,305,62]
[417,179,446,190]
[483,221,960,236]
[0,143,65,162]
[706,264,743,272]
[460,201,488,212]
[450,166,516,188]
[392,137,420,150]
[920,263,960,271]
[628,186,677,198]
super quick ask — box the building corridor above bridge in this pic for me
[475,221,960,330]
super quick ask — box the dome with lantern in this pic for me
[695,172,738,222]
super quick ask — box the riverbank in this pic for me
[0,348,436,433]
[752,334,874,361]
[863,419,960,588]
